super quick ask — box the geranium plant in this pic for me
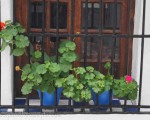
[0,20,29,56]
[20,40,78,95]
[113,75,138,100]
[55,66,106,102]
[0,20,138,102]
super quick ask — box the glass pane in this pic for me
[102,37,120,61]
[31,2,43,28]
[104,3,121,29]
[81,37,99,68]
[50,2,68,29]
[49,37,67,56]
[82,3,100,29]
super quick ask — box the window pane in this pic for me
[104,3,121,29]
[31,2,43,28]
[82,3,100,29]
[102,37,120,61]
[50,2,68,29]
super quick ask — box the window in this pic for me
[15,0,134,97]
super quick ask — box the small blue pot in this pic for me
[92,91,110,107]
[37,87,63,106]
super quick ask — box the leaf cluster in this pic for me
[0,20,29,56]
[21,40,78,95]
[21,61,61,95]
[113,77,138,100]
[55,66,107,102]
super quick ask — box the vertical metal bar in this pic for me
[55,0,60,113]
[83,0,88,68]
[39,0,46,113]
[95,0,102,109]
[91,3,94,28]
[126,0,131,77]
[26,0,31,113]
[69,0,75,111]
[97,0,102,72]
[0,0,2,112]
[71,0,75,41]
[138,0,146,112]
[109,0,118,112]
[124,0,131,111]
[12,0,16,113]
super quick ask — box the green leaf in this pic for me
[94,71,105,79]
[60,63,72,73]
[85,73,95,80]
[58,47,66,54]
[76,84,84,90]
[15,35,29,48]
[21,72,28,81]
[65,41,76,51]
[49,62,60,73]
[21,82,33,95]
[47,86,55,93]
[66,75,77,86]
[44,53,50,61]
[34,74,42,84]
[86,66,94,72]
[22,64,31,74]
[5,20,12,25]
[30,62,40,72]
[59,57,70,64]
[62,51,78,62]
[12,48,24,56]
[74,67,86,75]
[104,62,111,70]
[36,64,47,74]
[28,73,34,80]
[55,78,65,87]
[81,89,92,101]
[40,84,49,92]
[0,40,7,52]
[34,51,42,59]
[63,88,75,98]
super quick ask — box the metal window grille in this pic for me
[0,0,150,114]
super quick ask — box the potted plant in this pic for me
[19,40,78,106]
[113,75,138,100]
[55,66,106,103]
[0,21,139,108]
[91,62,113,110]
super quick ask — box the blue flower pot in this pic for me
[37,87,63,106]
[92,91,110,110]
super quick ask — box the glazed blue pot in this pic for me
[37,87,63,106]
[92,91,110,106]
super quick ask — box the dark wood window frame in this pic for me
[14,0,135,97]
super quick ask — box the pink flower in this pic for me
[125,75,132,83]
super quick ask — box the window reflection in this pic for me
[50,2,68,29]
[104,3,121,29]
[82,3,100,29]
[31,2,43,28]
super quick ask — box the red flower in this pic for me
[125,75,132,83]
[0,22,6,31]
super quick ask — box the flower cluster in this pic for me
[126,75,133,83]
[0,22,5,31]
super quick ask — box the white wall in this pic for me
[0,0,150,119]
[132,0,150,109]
[1,115,150,120]
[1,0,13,105]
